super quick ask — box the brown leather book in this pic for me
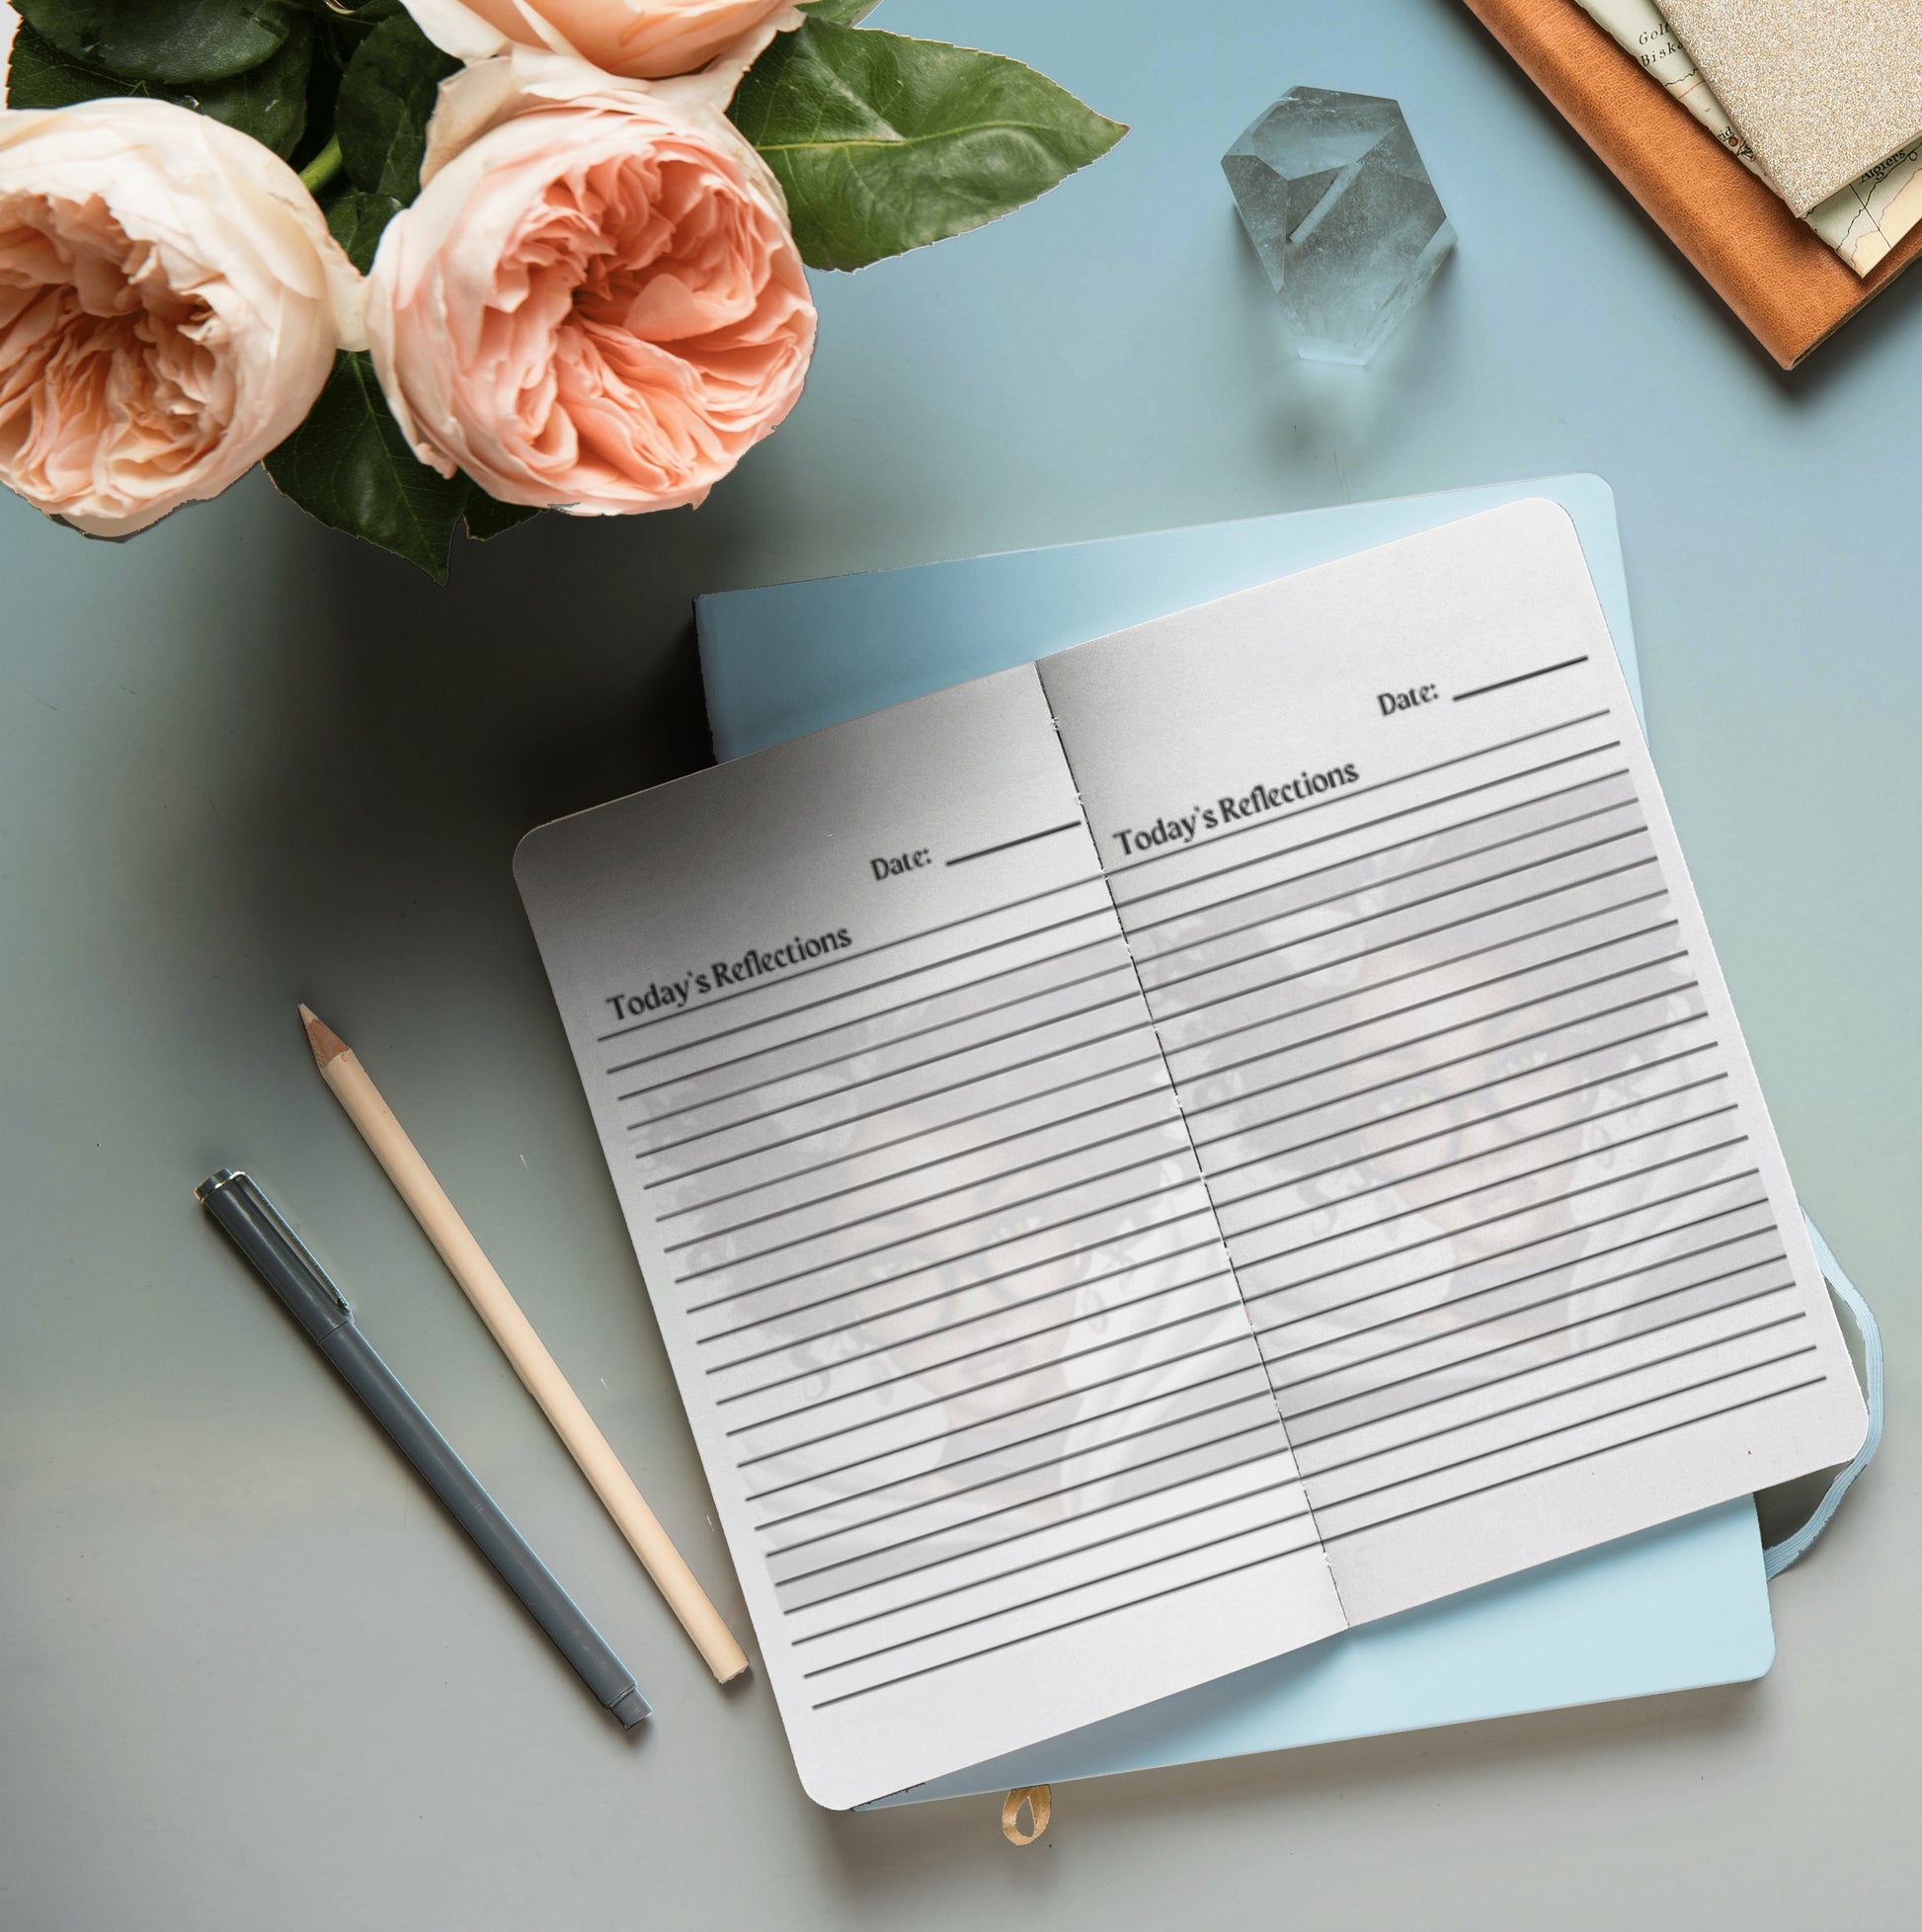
[1458,0,1922,367]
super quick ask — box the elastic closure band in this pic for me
[1764,1212,1884,1579]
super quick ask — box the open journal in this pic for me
[516,501,1866,1808]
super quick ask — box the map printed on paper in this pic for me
[1574,0,1922,275]
[1809,139,1922,276]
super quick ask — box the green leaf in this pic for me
[200,16,311,159]
[461,488,540,542]
[729,20,1126,272]
[797,1,884,23]
[5,20,141,110]
[335,11,461,203]
[265,351,473,581]
[325,188,406,274]
[13,0,296,86]
[310,0,405,87]
[322,0,409,36]
[6,16,313,159]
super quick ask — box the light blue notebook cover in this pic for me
[694,477,1776,1807]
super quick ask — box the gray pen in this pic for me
[197,1168,649,1730]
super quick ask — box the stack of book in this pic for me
[1459,0,1922,366]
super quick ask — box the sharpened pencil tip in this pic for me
[299,1003,352,1072]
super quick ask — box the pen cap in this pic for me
[198,1169,355,1345]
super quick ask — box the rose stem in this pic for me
[298,135,344,197]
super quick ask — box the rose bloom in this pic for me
[402,0,798,81]
[0,98,361,536]
[365,47,815,515]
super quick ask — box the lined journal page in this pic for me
[1040,500,1868,1626]
[515,666,1344,1809]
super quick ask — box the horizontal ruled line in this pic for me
[1247,1166,1765,1317]
[1216,1034,1714,1202]
[801,1510,1321,1682]
[1145,836,1652,1002]
[620,937,1128,1097]
[1105,711,1612,884]
[681,1138,1186,1285]
[1116,746,1628,923]
[703,1234,1226,1378]
[1126,767,1634,942]
[808,1539,1321,1710]
[745,1354,1269,1517]
[1183,961,1697,1130]
[1290,1274,1800,1445]
[1256,1191,1774,1356]
[684,1170,1205,1316]
[1154,866,1667,1039]
[1167,895,1674,1065]
[763,1405,1278,1568]
[1270,1227,1783,1392]
[720,1269,1237,1425]
[1295,1306,1803,1466]
[790,1474,1314,1638]
[1454,657,1589,702]
[1178,939,1690,1117]
[650,1049,1164,1193]
[948,822,1083,866]
[734,1328,1256,1472]
[664,1076,1166,1230]
[1190,995,1709,1156]
[780,1433,1299,1595]
[631,974,1137,1126]
[1229,1098,1736,1254]
[1228,1076,1731,1238]
[730,1304,1240,1450]
[597,874,1110,1047]
[1238,1136,1751,1288]
[630,984,1142,1133]
[639,1014,1153,1165]
[670,1102,1176,1253]
[1148,852,1663,1011]
[1316,1367,1824,1538]
[1136,812,1646,984]
[749,1373,1273,1528]
[1311,1345,1816,1508]
[807,1370,1827,1709]
[694,1217,1222,1351]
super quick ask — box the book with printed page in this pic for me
[689,479,1785,1809]
[515,485,1864,1808]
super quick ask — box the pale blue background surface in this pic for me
[1,4,1914,1929]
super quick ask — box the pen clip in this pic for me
[282,1225,352,1316]
[250,1183,353,1317]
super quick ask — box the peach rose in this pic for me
[402,0,798,81]
[364,45,815,516]
[0,98,362,536]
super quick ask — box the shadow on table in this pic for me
[182,484,740,1031]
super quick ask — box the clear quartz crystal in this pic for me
[1222,87,1455,365]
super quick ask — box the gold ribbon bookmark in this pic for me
[1000,1786,1052,1846]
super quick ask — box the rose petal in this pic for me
[369,61,814,517]
[0,99,360,535]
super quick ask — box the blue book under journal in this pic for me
[512,480,1871,1809]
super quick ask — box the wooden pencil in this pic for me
[299,1004,750,1685]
